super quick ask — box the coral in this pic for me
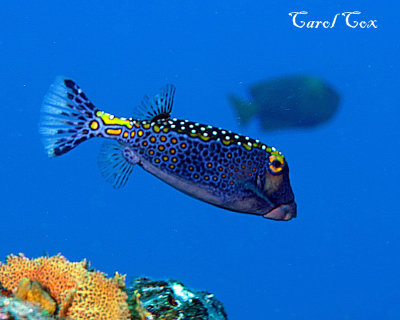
[127,278,228,320]
[0,295,52,320]
[0,254,86,306]
[57,288,76,319]
[15,278,56,315]
[0,254,228,320]
[66,270,130,320]
[0,254,130,320]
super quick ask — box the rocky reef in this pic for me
[128,278,227,320]
[0,254,227,320]
[0,295,53,320]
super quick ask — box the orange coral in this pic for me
[0,253,86,305]
[0,254,40,289]
[0,254,130,320]
[66,271,130,320]
[34,255,87,305]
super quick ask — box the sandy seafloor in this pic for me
[0,1,399,319]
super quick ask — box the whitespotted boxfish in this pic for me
[39,78,296,220]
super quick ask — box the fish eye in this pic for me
[272,160,282,168]
[268,154,284,174]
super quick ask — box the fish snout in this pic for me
[263,201,297,221]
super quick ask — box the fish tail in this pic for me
[39,77,98,157]
[228,95,257,126]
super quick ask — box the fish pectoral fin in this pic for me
[241,180,274,206]
[98,141,137,188]
[132,84,175,121]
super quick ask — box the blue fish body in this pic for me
[40,78,296,220]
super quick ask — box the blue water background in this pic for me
[0,1,398,319]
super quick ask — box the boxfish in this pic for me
[39,78,297,221]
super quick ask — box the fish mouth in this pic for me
[263,201,297,221]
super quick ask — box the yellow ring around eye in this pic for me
[268,154,284,173]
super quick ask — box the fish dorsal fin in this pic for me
[132,84,175,121]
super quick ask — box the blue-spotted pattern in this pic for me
[39,78,297,220]
[121,118,271,198]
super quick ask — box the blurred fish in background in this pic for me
[229,75,340,131]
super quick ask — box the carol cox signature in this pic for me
[289,11,378,29]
